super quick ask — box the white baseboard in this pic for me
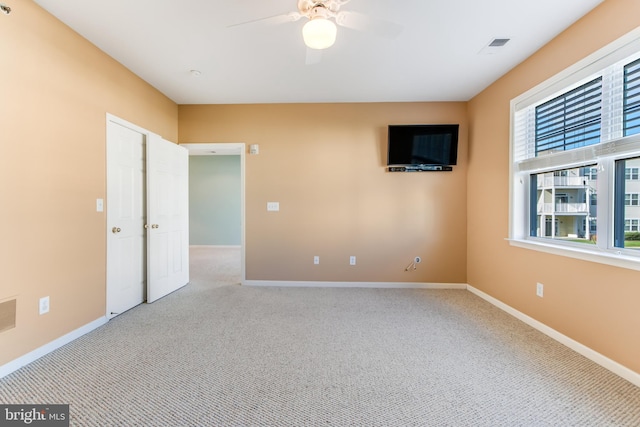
[0,316,108,379]
[244,280,468,289]
[467,285,640,388]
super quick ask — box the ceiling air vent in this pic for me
[479,38,511,54]
[489,38,510,47]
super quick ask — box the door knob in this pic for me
[112,227,121,234]
[144,224,149,229]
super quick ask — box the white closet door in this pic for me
[106,121,146,317]
[146,134,189,303]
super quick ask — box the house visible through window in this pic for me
[530,166,597,241]
[615,157,640,248]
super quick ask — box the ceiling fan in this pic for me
[230,0,402,51]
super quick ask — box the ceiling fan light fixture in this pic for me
[302,17,337,50]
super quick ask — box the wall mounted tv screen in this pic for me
[387,124,459,166]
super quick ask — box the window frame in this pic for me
[509,26,640,272]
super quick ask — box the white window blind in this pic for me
[624,58,640,136]
[535,77,602,156]
[514,55,640,172]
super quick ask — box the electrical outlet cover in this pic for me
[266,202,279,212]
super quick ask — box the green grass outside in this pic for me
[567,238,596,245]
[566,238,640,248]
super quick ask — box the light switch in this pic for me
[96,198,104,212]
[267,202,280,212]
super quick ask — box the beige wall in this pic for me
[179,103,468,282]
[0,1,178,366]
[467,0,640,373]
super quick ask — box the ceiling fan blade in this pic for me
[335,11,403,39]
[330,0,352,9]
[305,48,323,66]
[228,11,302,28]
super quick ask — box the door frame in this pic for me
[180,143,246,284]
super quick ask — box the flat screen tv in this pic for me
[387,124,459,167]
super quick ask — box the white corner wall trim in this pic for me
[467,285,640,388]
[243,280,468,289]
[0,316,108,379]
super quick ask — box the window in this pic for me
[585,167,599,180]
[530,166,597,242]
[510,28,640,269]
[625,219,640,231]
[615,157,640,249]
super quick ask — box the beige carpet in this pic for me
[1,246,639,426]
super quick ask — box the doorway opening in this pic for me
[181,143,246,285]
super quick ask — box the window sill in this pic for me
[508,238,640,272]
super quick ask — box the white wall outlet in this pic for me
[314,256,319,265]
[39,296,50,315]
[96,198,104,212]
[350,256,356,265]
[266,202,279,212]
[536,282,544,298]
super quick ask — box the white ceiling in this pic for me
[32,0,604,105]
